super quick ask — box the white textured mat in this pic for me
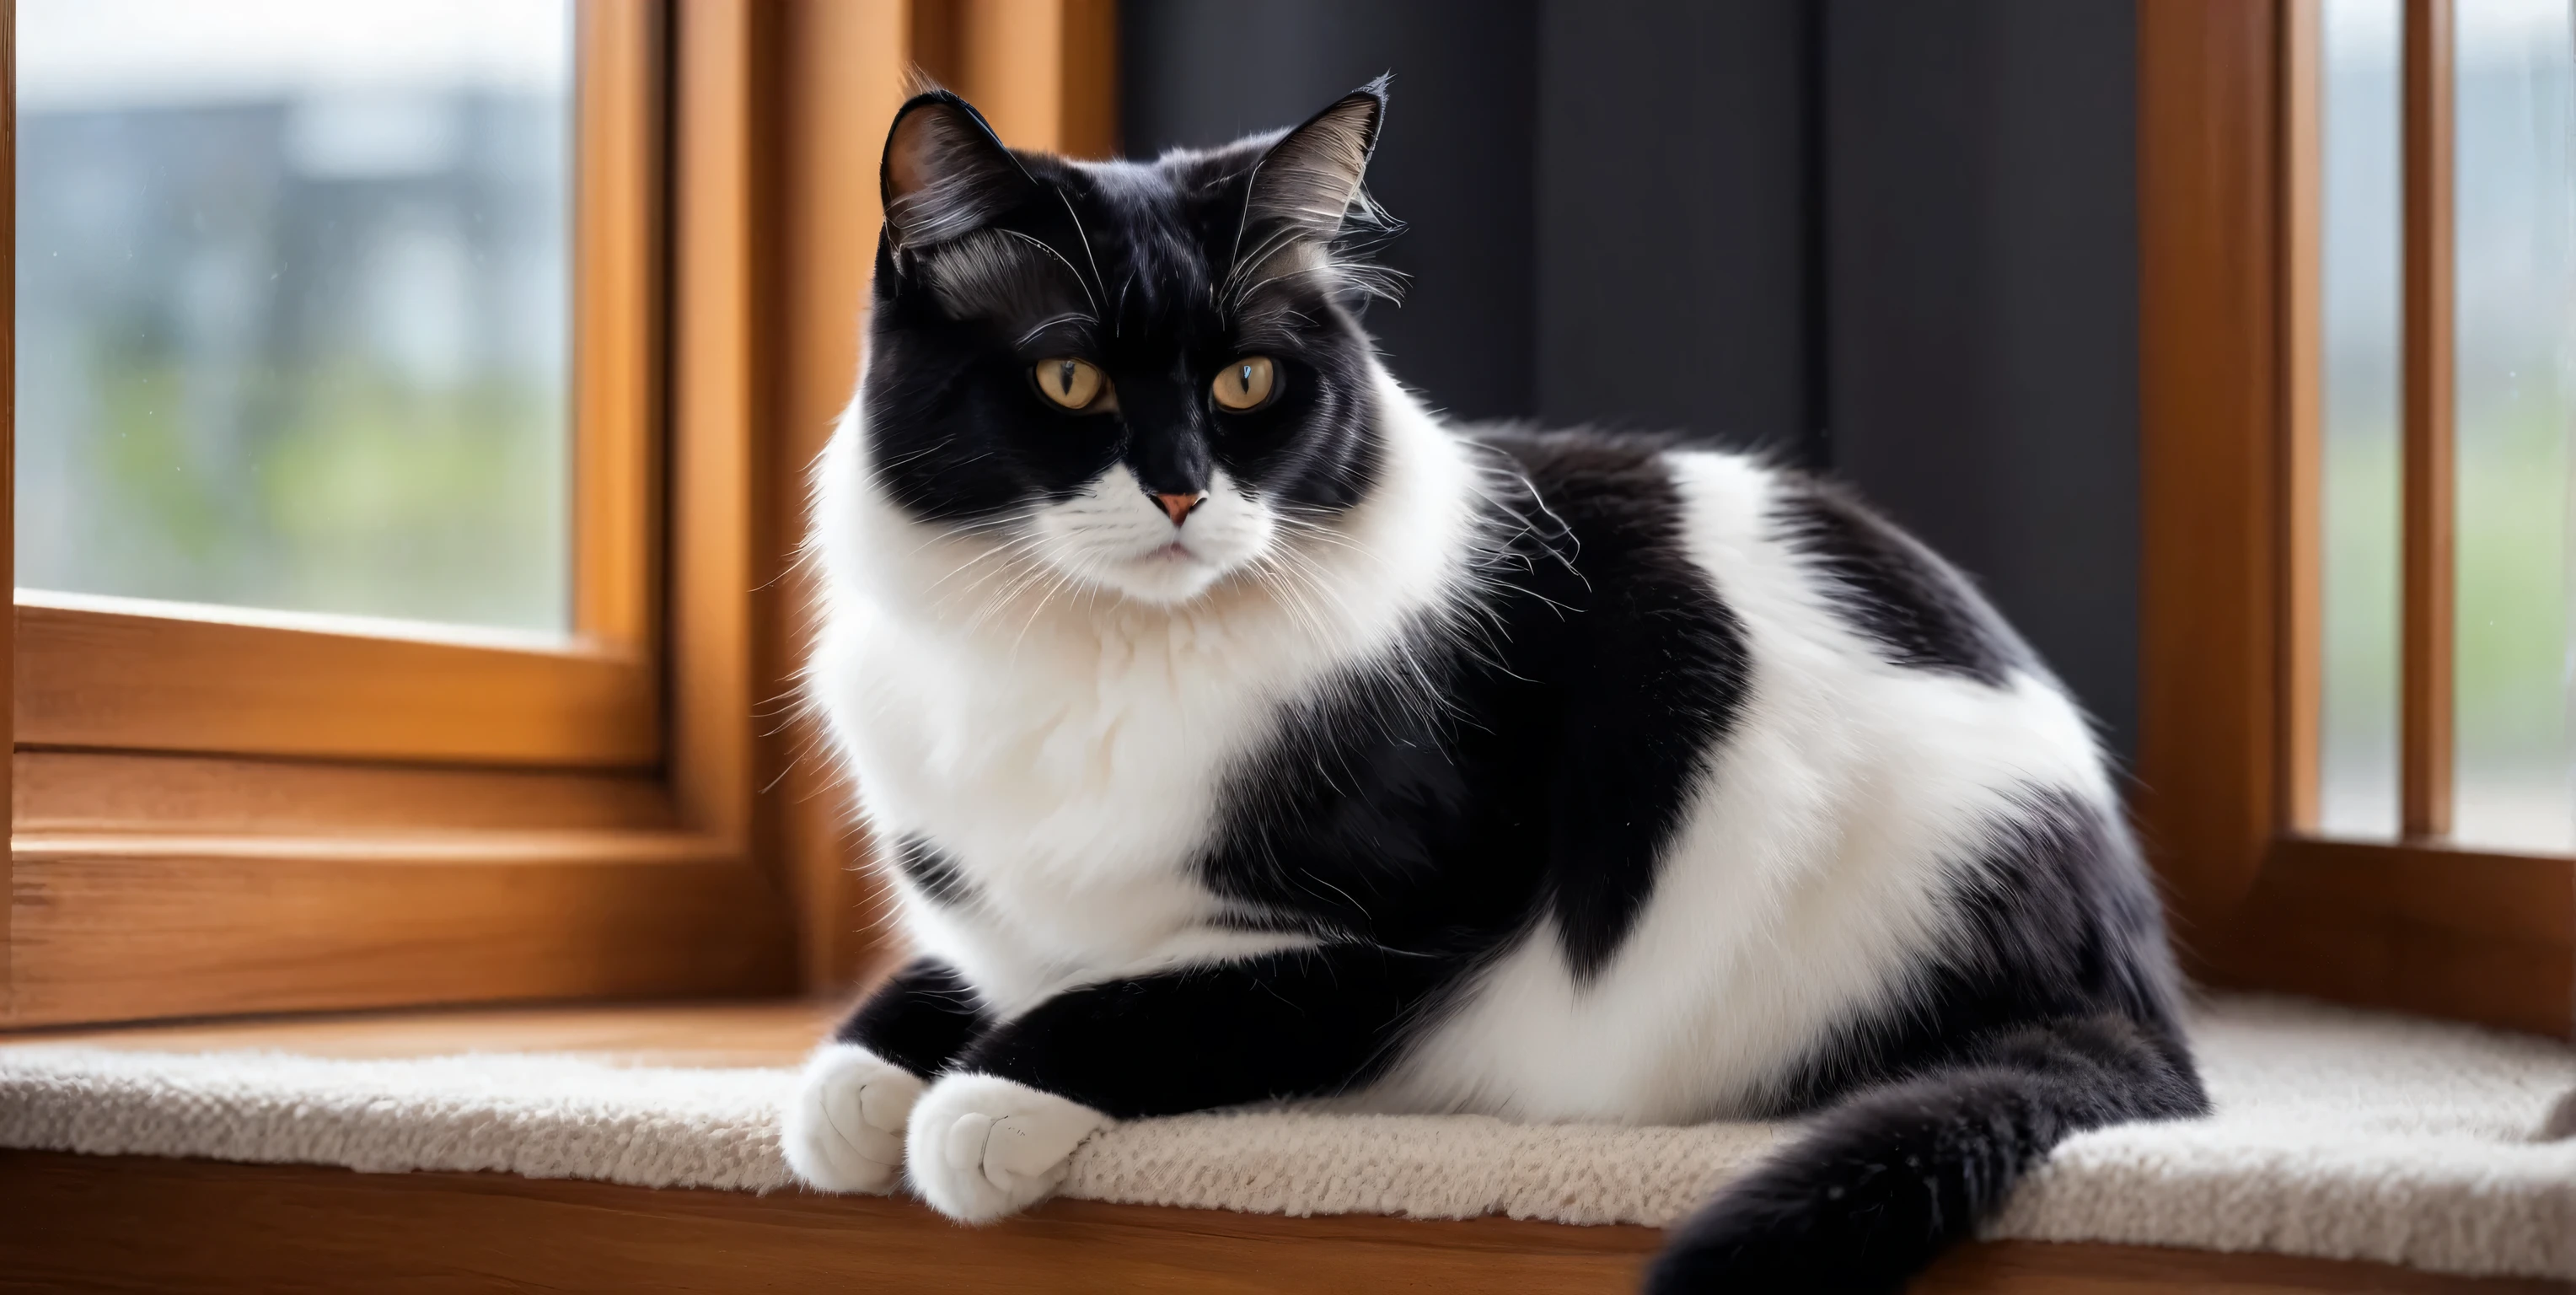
[3,997,2570,1281]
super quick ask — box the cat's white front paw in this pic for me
[781,1042,925,1194]
[904,1072,1110,1222]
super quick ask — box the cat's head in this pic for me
[856,81,1396,607]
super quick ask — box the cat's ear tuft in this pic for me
[881,90,1033,253]
[1245,77,1388,243]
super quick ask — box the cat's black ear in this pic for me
[1244,78,1387,243]
[881,90,1034,254]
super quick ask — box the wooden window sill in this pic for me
[5,825,792,1027]
[13,593,659,768]
[2,1002,2562,1294]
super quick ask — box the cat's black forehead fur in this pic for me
[861,83,1395,528]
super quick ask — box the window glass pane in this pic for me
[2321,0,2404,839]
[2453,0,2575,852]
[14,0,572,631]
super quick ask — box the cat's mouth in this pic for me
[1067,533,1235,607]
[1114,530,1210,568]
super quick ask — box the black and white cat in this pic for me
[786,81,2208,1293]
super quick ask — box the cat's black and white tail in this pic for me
[1645,1013,2208,1294]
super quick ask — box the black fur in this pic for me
[834,958,988,1079]
[831,83,2203,1293]
[861,88,1388,533]
[1647,1013,2205,1295]
[1770,478,2028,685]
[962,944,1454,1119]
[1496,432,1752,976]
[889,836,977,909]
[1189,430,1752,981]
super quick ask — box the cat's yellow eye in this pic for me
[1033,357,1107,411]
[1211,356,1277,411]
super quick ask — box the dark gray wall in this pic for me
[1822,0,2141,758]
[1535,0,1813,454]
[1121,0,1538,422]
[1121,0,2141,760]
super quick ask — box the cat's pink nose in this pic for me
[1154,492,1205,525]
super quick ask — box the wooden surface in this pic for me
[2230,837,2576,1038]
[936,0,1119,158]
[1055,0,1119,160]
[2133,0,2576,1040]
[4,837,792,1028]
[773,0,914,995]
[3,997,838,1067]
[736,0,1132,997]
[2400,0,2456,841]
[13,0,668,773]
[12,750,679,836]
[0,0,1125,1026]
[2279,0,2324,834]
[669,0,762,849]
[572,0,667,674]
[2136,0,2288,955]
[3,749,821,1028]
[0,1154,1665,1295]
[0,1152,2562,1295]
[1,0,850,1029]
[13,594,656,766]
[3,0,18,1024]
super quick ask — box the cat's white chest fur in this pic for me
[813,599,1299,1003]
[807,378,1484,1014]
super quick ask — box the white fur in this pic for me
[781,1042,923,1194]
[905,1072,1111,1222]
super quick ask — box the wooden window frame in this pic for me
[13,3,664,771]
[1,0,790,1029]
[765,0,1118,992]
[0,0,1119,1030]
[2138,0,2576,1041]
[13,0,2543,1041]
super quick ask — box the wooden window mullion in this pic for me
[2144,0,2573,1042]
[2281,0,2324,836]
[2401,0,2456,841]
[3,0,16,1024]
[573,0,667,674]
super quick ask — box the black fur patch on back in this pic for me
[1490,432,1753,977]
[1770,480,2026,685]
[1189,430,1752,983]
[891,835,977,908]
[1192,615,1536,954]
